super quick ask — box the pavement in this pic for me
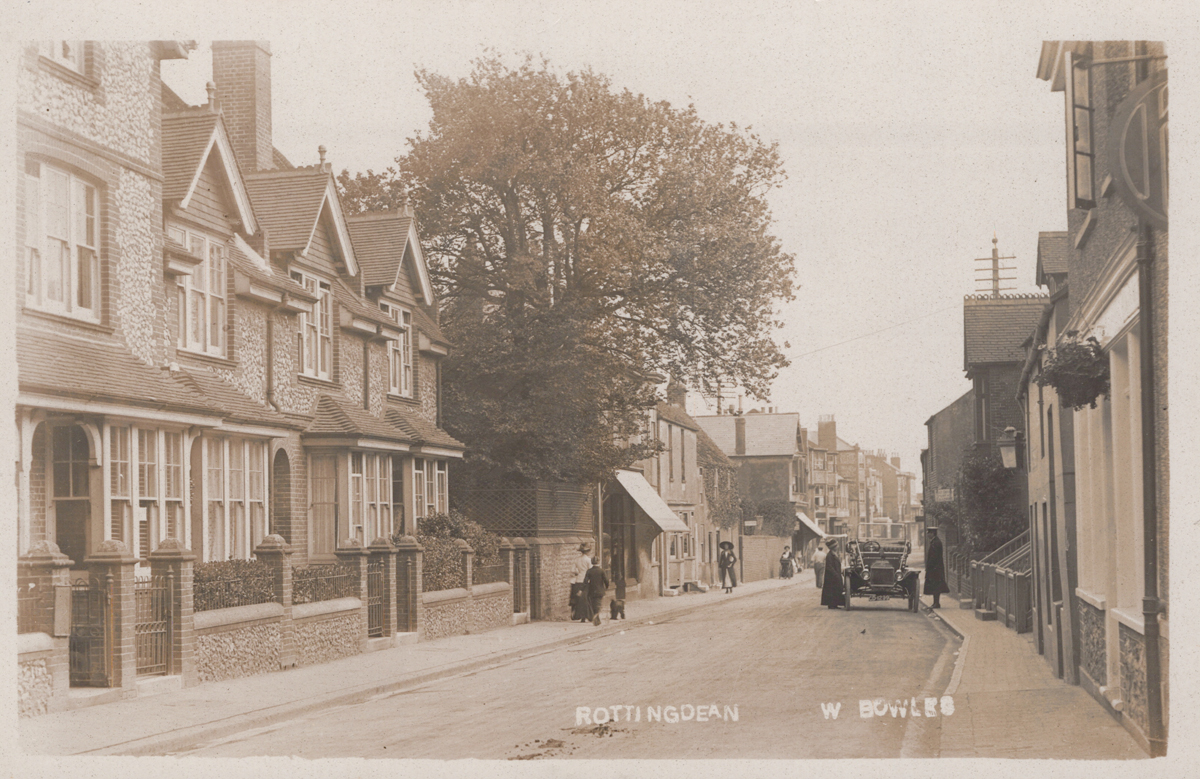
[20,574,801,757]
[918,591,1145,759]
[20,554,1150,760]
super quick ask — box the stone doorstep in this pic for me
[512,612,530,626]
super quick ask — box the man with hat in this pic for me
[570,542,594,621]
[923,527,950,608]
[820,538,845,608]
[717,540,738,594]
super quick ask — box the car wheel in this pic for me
[909,586,919,612]
[843,574,853,611]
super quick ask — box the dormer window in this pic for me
[172,225,227,357]
[380,302,413,397]
[291,270,332,380]
[24,160,100,322]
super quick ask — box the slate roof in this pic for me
[175,367,300,429]
[1036,231,1071,286]
[161,112,219,204]
[17,329,215,416]
[411,305,447,346]
[656,401,699,431]
[346,212,414,288]
[695,426,735,469]
[244,169,330,251]
[963,294,1049,370]
[386,407,465,450]
[694,412,802,458]
[304,395,409,442]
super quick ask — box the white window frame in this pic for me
[202,436,269,562]
[171,225,227,357]
[292,271,332,380]
[37,41,84,73]
[351,451,393,542]
[1064,50,1096,210]
[24,160,100,321]
[380,302,414,398]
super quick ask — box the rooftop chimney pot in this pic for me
[205,81,217,111]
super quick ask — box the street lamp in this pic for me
[998,426,1024,470]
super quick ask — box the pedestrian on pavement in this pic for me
[812,541,827,590]
[570,542,594,622]
[718,541,738,593]
[820,539,845,609]
[923,527,950,608]
[792,548,805,576]
[583,557,609,626]
[780,546,793,579]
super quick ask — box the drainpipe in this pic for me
[1137,219,1165,755]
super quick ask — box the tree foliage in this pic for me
[957,450,1025,556]
[339,54,794,484]
[741,498,795,538]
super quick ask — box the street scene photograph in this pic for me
[6,1,1194,776]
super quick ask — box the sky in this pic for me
[14,0,1195,487]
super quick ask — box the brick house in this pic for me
[1030,41,1167,754]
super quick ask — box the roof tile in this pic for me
[963,295,1049,369]
[244,169,330,251]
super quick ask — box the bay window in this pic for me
[351,452,393,542]
[24,160,100,320]
[292,271,332,379]
[137,428,158,557]
[412,458,448,520]
[110,426,131,543]
[171,225,227,357]
[203,436,269,561]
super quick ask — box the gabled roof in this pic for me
[332,277,397,330]
[963,294,1050,370]
[17,328,215,417]
[386,407,465,451]
[345,212,436,306]
[162,110,258,234]
[656,402,699,431]
[695,426,734,469]
[694,412,802,458]
[1035,231,1070,286]
[304,395,408,443]
[410,305,448,347]
[228,235,317,302]
[244,168,358,275]
[175,367,300,429]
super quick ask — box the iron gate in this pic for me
[69,576,112,687]
[135,574,172,676]
[367,559,384,638]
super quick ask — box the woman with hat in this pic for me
[570,542,595,622]
[820,538,846,609]
[717,540,738,594]
[812,541,827,590]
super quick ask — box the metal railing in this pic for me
[18,585,44,635]
[970,533,1033,634]
[292,564,358,605]
[135,575,172,676]
[472,562,508,586]
[70,576,112,688]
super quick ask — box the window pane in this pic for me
[210,297,224,352]
[45,241,66,302]
[1076,153,1094,202]
[1075,107,1092,153]
[1073,65,1089,107]
[77,247,95,310]
[46,169,69,240]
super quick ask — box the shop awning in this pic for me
[795,512,825,542]
[615,470,690,533]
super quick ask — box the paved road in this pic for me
[175,582,958,759]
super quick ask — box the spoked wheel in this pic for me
[843,574,853,611]
[909,585,920,612]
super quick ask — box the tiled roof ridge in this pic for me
[963,292,1049,302]
[1037,230,1068,236]
[346,210,408,222]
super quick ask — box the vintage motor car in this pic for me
[842,538,922,611]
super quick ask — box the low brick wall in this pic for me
[194,603,285,683]
[18,633,55,718]
[294,597,364,667]
[421,582,514,641]
[527,536,592,621]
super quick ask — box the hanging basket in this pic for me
[1034,333,1110,410]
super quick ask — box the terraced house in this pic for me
[15,40,474,714]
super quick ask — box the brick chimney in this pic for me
[818,415,837,451]
[212,41,274,172]
[666,380,687,408]
[891,455,901,469]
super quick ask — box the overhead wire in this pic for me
[791,304,959,358]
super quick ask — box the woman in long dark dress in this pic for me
[718,541,738,594]
[820,539,846,609]
[779,546,793,579]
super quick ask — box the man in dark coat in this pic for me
[582,557,609,626]
[820,539,845,609]
[923,527,950,608]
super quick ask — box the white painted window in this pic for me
[37,41,84,73]
[1064,50,1095,209]
[204,436,269,561]
[171,225,227,357]
[412,457,448,520]
[292,271,332,379]
[24,160,100,321]
[351,452,393,542]
[380,303,414,397]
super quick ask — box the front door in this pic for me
[52,425,91,567]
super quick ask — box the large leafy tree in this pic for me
[340,55,795,484]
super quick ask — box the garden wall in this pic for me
[420,582,513,641]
